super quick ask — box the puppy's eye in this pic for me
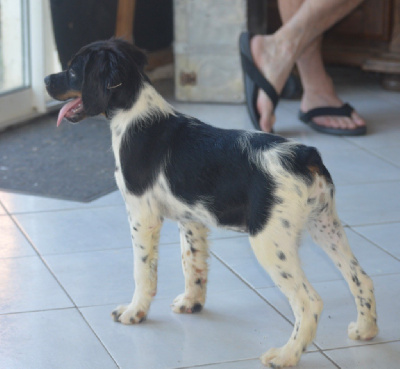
[69,70,76,78]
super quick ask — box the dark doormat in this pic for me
[0,112,117,202]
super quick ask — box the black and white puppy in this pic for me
[44,39,378,368]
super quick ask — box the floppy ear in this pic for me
[82,51,121,116]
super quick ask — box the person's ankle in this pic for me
[300,89,342,112]
[302,75,338,99]
[252,34,296,64]
[274,28,302,61]
[252,35,297,95]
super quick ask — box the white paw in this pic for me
[348,320,378,341]
[111,304,147,324]
[171,294,203,314]
[261,347,301,368]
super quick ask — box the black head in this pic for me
[44,38,147,126]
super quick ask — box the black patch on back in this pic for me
[163,115,282,235]
[120,113,284,235]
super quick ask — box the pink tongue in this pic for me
[57,97,82,127]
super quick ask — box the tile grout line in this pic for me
[7,212,79,308]
[0,200,6,213]
[341,138,400,170]
[75,307,121,369]
[335,178,400,188]
[6,211,121,369]
[0,234,248,260]
[320,351,341,369]
[0,306,76,316]
[320,339,400,353]
[210,250,293,325]
[362,148,400,170]
[170,357,260,369]
[2,202,125,216]
[210,250,342,368]
[349,226,400,263]
[347,219,400,228]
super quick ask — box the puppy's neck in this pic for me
[110,82,175,131]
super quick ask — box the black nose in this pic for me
[44,75,51,86]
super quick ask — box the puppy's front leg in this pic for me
[112,213,162,324]
[172,222,209,314]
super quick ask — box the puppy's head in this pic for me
[44,38,147,126]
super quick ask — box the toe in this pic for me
[111,310,121,322]
[312,113,364,131]
[313,116,336,129]
[338,117,356,130]
[351,111,366,127]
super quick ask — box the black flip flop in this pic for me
[298,103,367,136]
[239,32,279,132]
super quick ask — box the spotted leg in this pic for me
[249,216,323,368]
[307,186,378,341]
[112,210,162,324]
[171,222,209,314]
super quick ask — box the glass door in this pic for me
[0,0,32,128]
[0,0,29,94]
[0,0,61,130]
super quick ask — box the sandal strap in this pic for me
[300,103,354,121]
[240,53,279,110]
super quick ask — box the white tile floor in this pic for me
[1,69,400,368]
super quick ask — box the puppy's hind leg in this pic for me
[171,222,209,314]
[307,179,378,341]
[250,217,323,368]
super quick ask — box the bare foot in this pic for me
[250,35,296,132]
[300,76,366,130]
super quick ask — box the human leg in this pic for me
[249,0,365,132]
[296,38,365,131]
